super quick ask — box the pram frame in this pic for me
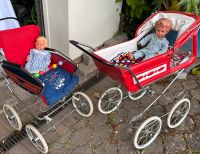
[70,40,191,149]
[1,47,93,125]
[0,21,93,152]
[69,11,199,149]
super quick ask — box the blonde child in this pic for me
[128,18,172,61]
[25,36,51,73]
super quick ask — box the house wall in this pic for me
[43,0,122,59]
[68,0,122,59]
[42,0,69,56]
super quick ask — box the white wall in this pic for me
[42,0,69,55]
[43,0,122,59]
[68,0,122,59]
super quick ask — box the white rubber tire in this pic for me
[98,87,123,114]
[128,88,147,100]
[26,124,48,154]
[3,104,22,131]
[134,116,162,149]
[72,92,93,117]
[167,98,190,128]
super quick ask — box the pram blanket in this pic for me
[39,66,79,106]
[110,52,143,67]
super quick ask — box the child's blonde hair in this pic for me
[155,18,172,33]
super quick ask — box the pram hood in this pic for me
[94,11,200,62]
[0,25,40,66]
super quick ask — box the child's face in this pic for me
[155,18,171,38]
[35,39,46,50]
[155,27,169,38]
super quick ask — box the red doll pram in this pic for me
[0,18,93,153]
[70,11,200,149]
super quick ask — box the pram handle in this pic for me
[70,40,144,89]
[70,40,113,67]
[45,47,78,69]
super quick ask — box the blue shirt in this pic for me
[139,33,169,56]
[25,49,51,73]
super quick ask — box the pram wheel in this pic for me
[128,88,147,100]
[26,124,48,154]
[72,92,93,117]
[133,116,162,149]
[98,87,123,114]
[3,104,22,131]
[167,98,190,128]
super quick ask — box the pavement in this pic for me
[0,69,200,154]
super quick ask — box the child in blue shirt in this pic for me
[25,36,51,73]
[128,18,172,61]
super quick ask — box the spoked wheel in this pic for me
[98,87,123,114]
[128,88,147,100]
[3,104,22,131]
[26,124,48,154]
[72,92,93,117]
[167,98,190,128]
[133,116,162,149]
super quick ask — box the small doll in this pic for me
[25,36,51,73]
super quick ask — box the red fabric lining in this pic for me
[0,25,40,66]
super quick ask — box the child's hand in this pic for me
[137,43,142,47]
[26,55,31,61]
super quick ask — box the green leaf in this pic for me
[130,8,135,17]
[127,0,136,7]
[115,0,122,2]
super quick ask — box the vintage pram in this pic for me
[70,11,200,149]
[0,18,93,153]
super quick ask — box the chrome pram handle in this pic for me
[70,40,112,66]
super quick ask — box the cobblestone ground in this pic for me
[2,73,200,154]
[40,74,200,154]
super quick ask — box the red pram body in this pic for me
[90,11,200,92]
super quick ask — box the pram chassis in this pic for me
[70,40,191,149]
[0,48,93,153]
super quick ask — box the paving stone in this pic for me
[115,123,132,142]
[117,140,138,154]
[159,91,176,105]
[49,128,73,152]
[95,141,117,154]
[142,135,163,154]
[89,112,108,127]
[190,88,200,101]
[20,138,41,154]
[6,142,37,154]
[91,125,112,146]
[49,145,73,154]
[167,80,183,92]
[73,143,92,154]
[187,130,200,152]
[145,103,164,118]
[69,127,92,147]
[0,115,15,140]
[164,134,186,153]
[177,116,195,133]
[192,114,200,130]
[189,98,200,115]
[183,78,198,90]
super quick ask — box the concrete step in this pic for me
[77,62,98,85]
